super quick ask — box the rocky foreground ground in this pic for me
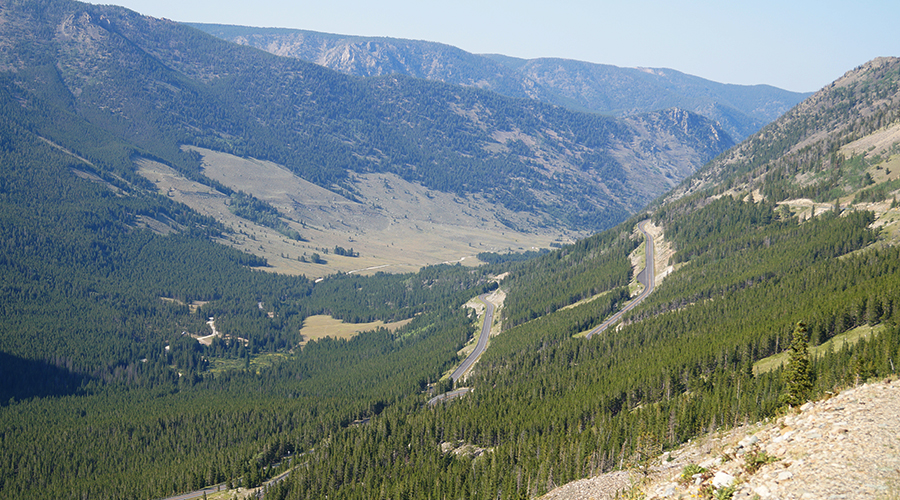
[542,378,900,500]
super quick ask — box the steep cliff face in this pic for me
[191,25,557,101]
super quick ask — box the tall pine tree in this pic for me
[782,321,813,406]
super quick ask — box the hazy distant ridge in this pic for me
[192,23,811,142]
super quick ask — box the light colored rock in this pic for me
[712,471,736,488]
[753,484,771,497]
[772,430,794,443]
[656,482,678,497]
[776,470,794,482]
[739,435,759,448]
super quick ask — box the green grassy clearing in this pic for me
[754,323,885,375]
[207,351,291,375]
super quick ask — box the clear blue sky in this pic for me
[93,0,899,93]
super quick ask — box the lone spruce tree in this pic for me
[782,321,813,406]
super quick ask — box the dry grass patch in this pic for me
[137,148,576,278]
[876,212,900,245]
[298,315,413,347]
[839,122,900,161]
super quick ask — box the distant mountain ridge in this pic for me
[0,0,737,236]
[191,23,811,142]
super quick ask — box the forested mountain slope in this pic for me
[0,0,733,239]
[261,58,900,498]
[0,100,501,497]
[192,23,810,142]
[668,57,900,205]
[1,0,898,498]
[488,55,810,142]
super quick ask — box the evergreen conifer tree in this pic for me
[782,322,813,406]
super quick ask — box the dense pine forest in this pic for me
[3,120,899,497]
[1,1,900,499]
[0,99,499,497]
[261,197,900,500]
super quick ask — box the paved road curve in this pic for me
[585,219,655,339]
[450,293,495,382]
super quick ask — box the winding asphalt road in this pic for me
[585,219,655,339]
[450,294,495,383]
